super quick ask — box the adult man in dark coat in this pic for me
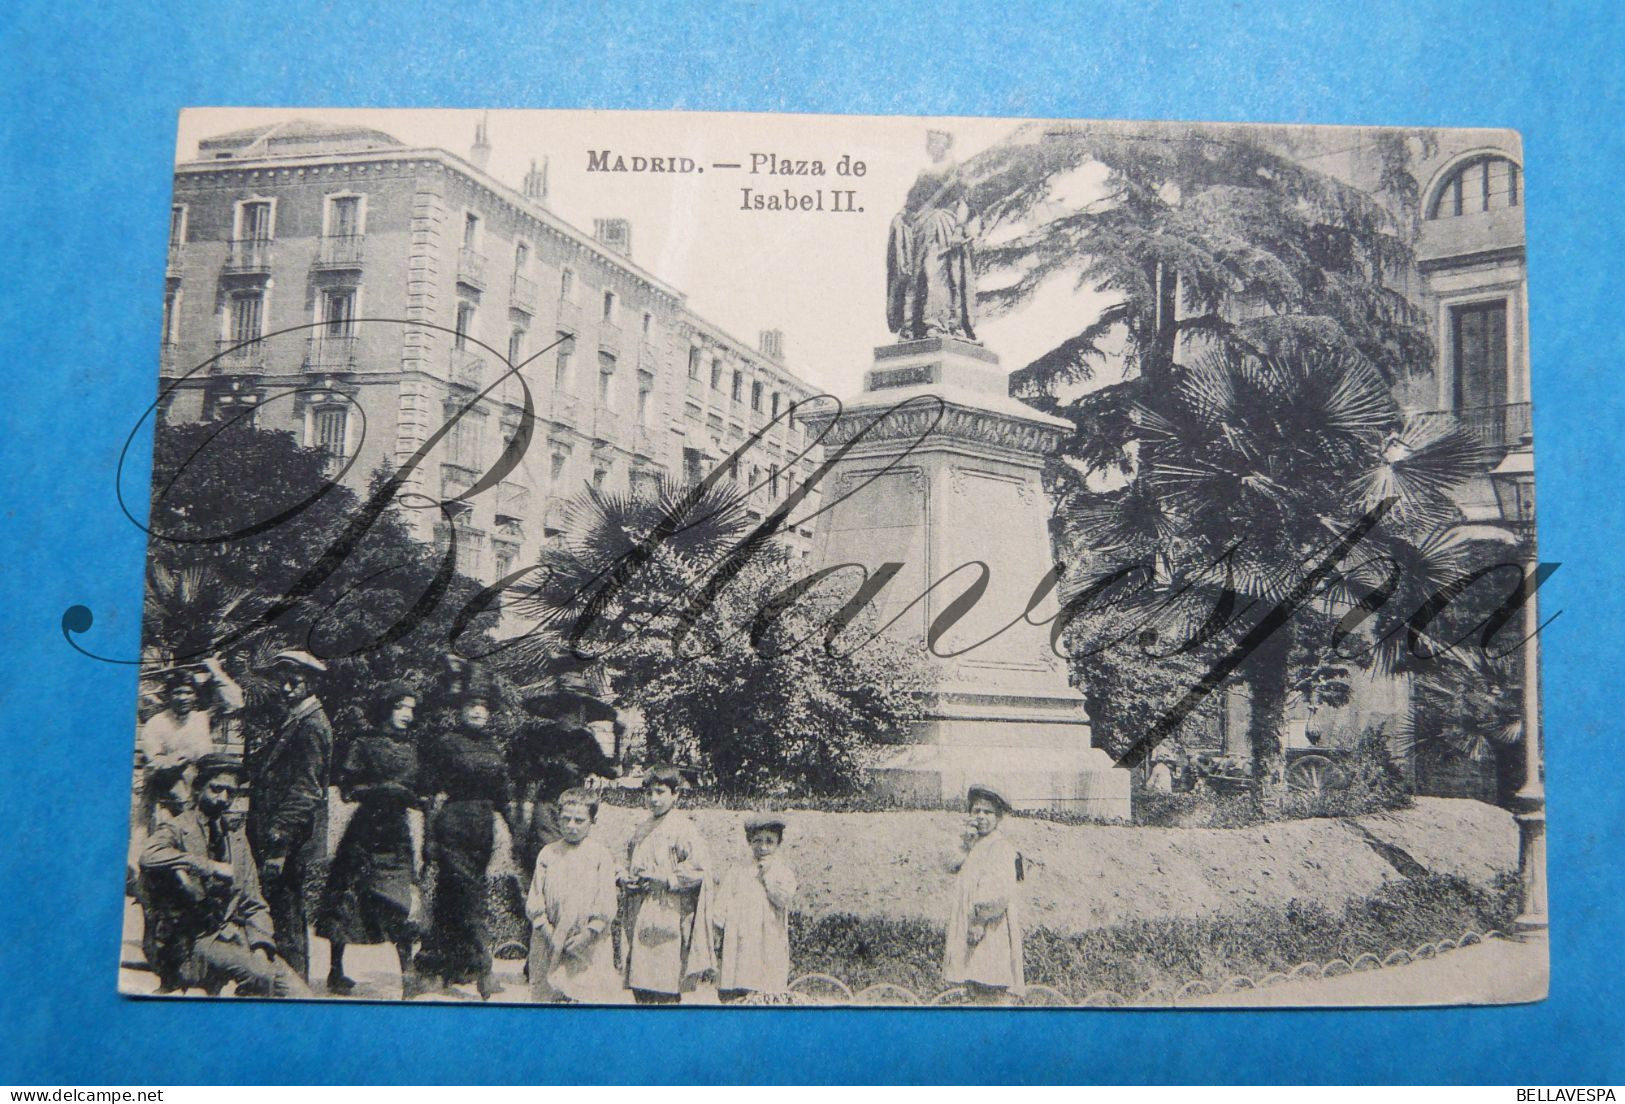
[247,650,334,982]
[139,753,310,996]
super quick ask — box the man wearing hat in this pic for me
[139,752,309,996]
[246,649,334,982]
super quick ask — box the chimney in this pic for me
[470,113,492,171]
[593,218,632,259]
[758,329,785,361]
[523,157,549,204]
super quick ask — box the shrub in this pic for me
[787,873,1518,1000]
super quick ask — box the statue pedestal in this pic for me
[800,338,1131,819]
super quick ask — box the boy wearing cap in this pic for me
[943,784,1026,1004]
[713,813,798,1001]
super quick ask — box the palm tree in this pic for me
[503,476,762,678]
[1057,340,1485,796]
[1405,635,1524,804]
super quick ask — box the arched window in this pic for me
[1428,155,1520,219]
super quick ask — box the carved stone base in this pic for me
[802,339,1132,819]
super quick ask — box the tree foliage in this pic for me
[506,479,927,793]
[143,419,504,738]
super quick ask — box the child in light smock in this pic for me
[943,784,1026,1004]
[525,787,621,1003]
[713,813,798,1001]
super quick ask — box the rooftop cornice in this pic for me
[175,144,821,398]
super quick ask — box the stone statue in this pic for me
[886,130,980,342]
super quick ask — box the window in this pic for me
[771,391,781,418]
[493,543,518,581]
[162,285,179,345]
[454,301,476,350]
[769,464,780,497]
[642,311,653,337]
[514,241,529,273]
[688,348,702,380]
[710,357,722,390]
[598,351,616,405]
[327,195,362,239]
[602,290,617,322]
[637,371,655,425]
[1430,155,1521,219]
[239,200,274,241]
[1451,300,1508,411]
[549,449,568,481]
[462,212,480,249]
[555,334,574,390]
[560,267,575,301]
[322,288,356,337]
[228,290,263,344]
[751,380,763,412]
[683,447,704,483]
[508,325,526,366]
[731,370,743,403]
[444,404,484,467]
[592,466,608,491]
[312,407,348,458]
[169,205,187,247]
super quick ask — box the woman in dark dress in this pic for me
[316,682,424,998]
[415,669,511,999]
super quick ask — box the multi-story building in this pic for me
[1298,128,1529,522]
[159,118,823,598]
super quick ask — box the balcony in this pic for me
[166,242,183,276]
[223,238,273,274]
[449,344,485,387]
[511,273,538,313]
[638,341,661,372]
[304,334,359,373]
[633,425,661,458]
[214,337,268,374]
[457,247,487,289]
[314,234,364,270]
[159,342,180,375]
[599,319,623,356]
[557,298,583,335]
[441,462,481,501]
[1412,401,1532,454]
[592,407,627,443]
[551,393,583,432]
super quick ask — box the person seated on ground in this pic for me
[139,752,309,997]
[943,784,1026,1005]
[525,788,620,1004]
[713,813,798,1002]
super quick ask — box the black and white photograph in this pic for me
[120,107,1546,1009]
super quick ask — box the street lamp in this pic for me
[1488,433,1545,935]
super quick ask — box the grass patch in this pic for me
[788,872,1519,1000]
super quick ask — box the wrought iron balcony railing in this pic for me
[223,238,273,274]
[457,247,487,289]
[450,344,485,387]
[305,334,359,373]
[314,234,364,269]
[1411,401,1532,454]
[511,273,538,312]
[214,337,268,373]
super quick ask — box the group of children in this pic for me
[524,769,1028,1006]
[522,764,799,1004]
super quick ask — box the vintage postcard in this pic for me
[118,107,1546,1007]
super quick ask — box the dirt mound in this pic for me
[585,797,1516,937]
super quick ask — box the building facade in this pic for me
[159,118,823,601]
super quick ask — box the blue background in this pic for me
[2,0,1620,1084]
